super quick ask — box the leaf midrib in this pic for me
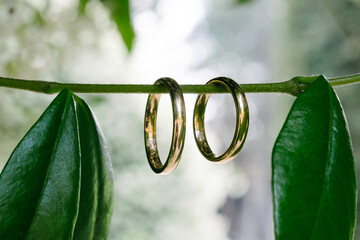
[310,84,334,240]
[24,94,73,239]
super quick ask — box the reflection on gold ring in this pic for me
[144,78,186,175]
[193,77,249,163]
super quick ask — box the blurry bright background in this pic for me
[1,0,360,239]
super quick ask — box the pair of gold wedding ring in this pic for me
[144,77,249,175]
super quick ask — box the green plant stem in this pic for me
[0,74,360,96]
[328,74,360,86]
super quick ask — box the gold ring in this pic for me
[144,78,186,175]
[193,77,249,163]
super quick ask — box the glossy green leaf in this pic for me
[272,76,357,239]
[0,90,114,239]
[0,89,80,239]
[73,97,114,239]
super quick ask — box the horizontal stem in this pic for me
[0,74,359,96]
[328,73,360,86]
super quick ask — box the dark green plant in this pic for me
[273,76,356,239]
[0,89,113,239]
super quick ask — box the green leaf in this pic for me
[272,76,357,239]
[78,0,135,51]
[101,0,135,52]
[73,97,114,239]
[78,0,91,14]
[0,89,81,239]
[0,90,114,239]
[237,0,252,3]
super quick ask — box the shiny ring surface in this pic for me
[144,78,186,175]
[193,77,249,163]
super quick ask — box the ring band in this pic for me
[193,77,249,163]
[144,78,186,175]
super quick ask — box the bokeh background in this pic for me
[1,0,360,239]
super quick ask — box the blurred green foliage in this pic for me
[321,0,360,36]
[237,0,252,3]
[79,0,135,51]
